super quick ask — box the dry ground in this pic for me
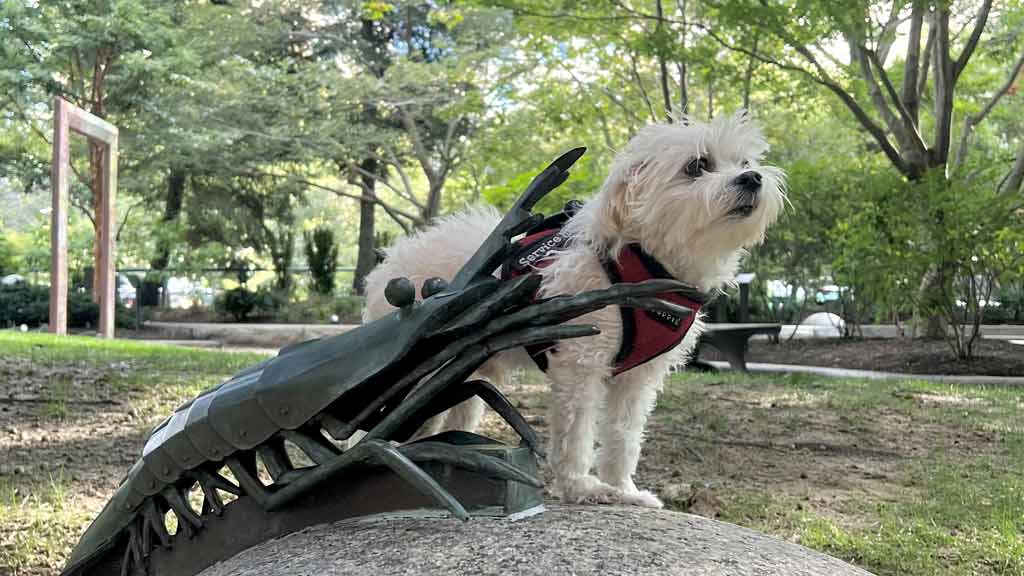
[3,332,1024,576]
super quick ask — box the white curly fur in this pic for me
[363,111,786,508]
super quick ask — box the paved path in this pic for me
[145,321,357,347]
[706,361,1024,386]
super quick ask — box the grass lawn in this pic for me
[2,331,1023,575]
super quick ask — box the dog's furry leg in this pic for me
[441,395,486,432]
[595,357,672,508]
[412,413,447,441]
[545,359,625,504]
[441,366,508,433]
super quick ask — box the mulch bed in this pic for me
[704,337,1024,377]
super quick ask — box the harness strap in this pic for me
[500,201,708,375]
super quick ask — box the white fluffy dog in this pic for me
[364,112,785,508]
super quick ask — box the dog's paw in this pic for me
[620,489,664,508]
[556,475,623,505]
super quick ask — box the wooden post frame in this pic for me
[50,97,119,338]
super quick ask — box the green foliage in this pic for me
[215,287,259,322]
[271,294,365,324]
[832,170,1024,357]
[0,232,18,276]
[214,285,287,322]
[304,227,339,296]
[0,283,48,326]
[0,283,133,329]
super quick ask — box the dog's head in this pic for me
[580,111,786,286]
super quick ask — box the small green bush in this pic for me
[215,287,286,321]
[215,287,259,321]
[0,234,18,276]
[304,227,338,296]
[333,294,364,323]
[0,282,131,329]
[270,294,365,324]
[0,283,48,326]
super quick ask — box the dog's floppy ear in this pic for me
[598,160,646,232]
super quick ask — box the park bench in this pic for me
[690,322,782,372]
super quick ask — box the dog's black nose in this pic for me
[734,171,762,192]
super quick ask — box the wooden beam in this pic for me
[67,110,118,143]
[49,97,70,335]
[49,97,119,338]
[97,136,118,338]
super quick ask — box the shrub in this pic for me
[271,294,365,324]
[0,234,18,276]
[304,227,338,296]
[832,171,1024,358]
[0,283,131,329]
[215,287,259,321]
[0,283,48,326]
[333,294,364,323]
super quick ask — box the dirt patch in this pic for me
[708,337,1024,376]
[0,357,150,508]
[477,371,1007,529]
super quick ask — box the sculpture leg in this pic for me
[267,439,469,520]
[389,378,543,456]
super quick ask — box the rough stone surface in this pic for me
[198,506,874,576]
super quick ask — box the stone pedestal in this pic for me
[198,506,874,576]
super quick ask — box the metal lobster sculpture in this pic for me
[62,148,696,576]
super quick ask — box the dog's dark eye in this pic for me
[685,156,709,178]
[741,160,751,168]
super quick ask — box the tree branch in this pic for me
[380,146,422,210]
[932,7,955,166]
[696,22,910,176]
[394,105,437,185]
[555,59,643,127]
[952,47,1024,176]
[626,49,659,123]
[851,41,900,136]
[348,159,424,211]
[266,172,420,232]
[953,0,993,82]
[917,15,936,100]
[867,48,928,154]
[901,1,925,125]
[654,0,674,120]
[116,200,146,242]
[873,1,905,65]
[1000,140,1024,195]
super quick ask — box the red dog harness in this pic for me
[501,204,708,376]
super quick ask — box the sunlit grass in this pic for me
[0,471,93,575]
[664,371,1024,576]
[0,331,266,372]
[701,451,1024,576]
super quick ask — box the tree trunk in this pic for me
[352,158,379,295]
[151,169,186,270]
[424,179,444,224]
[144,169,186,307]
[742,35,758,110]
